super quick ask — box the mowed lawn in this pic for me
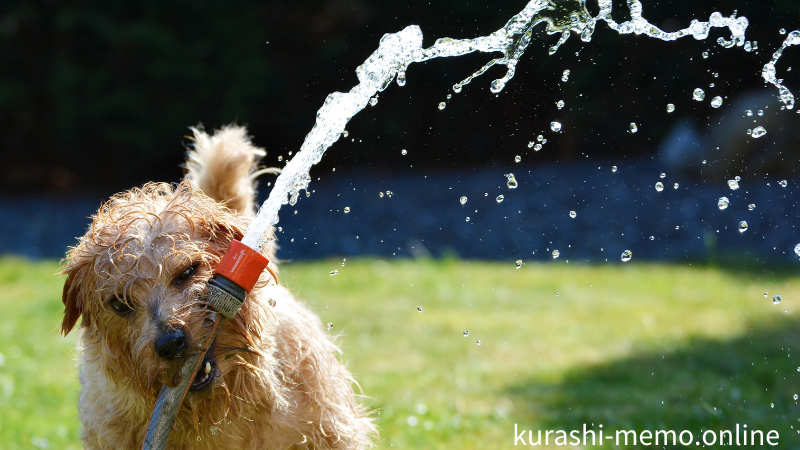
[1,256,799,448]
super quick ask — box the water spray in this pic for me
[141,240,268,450]
[141,0,800,447]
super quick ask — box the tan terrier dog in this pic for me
[60,126,376,449]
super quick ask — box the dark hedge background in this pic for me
[1,0,798,195]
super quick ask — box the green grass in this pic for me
[2,256,799,448]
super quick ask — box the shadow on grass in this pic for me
[507,318,800,447]
[696,250,800,283]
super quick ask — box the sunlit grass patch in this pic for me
[1,256,798,448]
[285,258,800,449]
[0,257,80,450]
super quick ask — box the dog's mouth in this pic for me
[189,339,219,391]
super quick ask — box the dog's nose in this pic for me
[154,329,188,360]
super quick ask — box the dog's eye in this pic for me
[178,264,198,281]
[108,297,133,315]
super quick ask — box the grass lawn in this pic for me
[1,256,799,448]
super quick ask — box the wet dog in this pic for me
[60,126,376,449]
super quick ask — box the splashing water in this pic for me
[762,30,800,110]
[240,0,757,249]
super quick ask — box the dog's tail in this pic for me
[184,125,279,216]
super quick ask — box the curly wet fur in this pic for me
[61,126,376,449]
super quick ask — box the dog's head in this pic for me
[61,180,274,404]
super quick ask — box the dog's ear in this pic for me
[61,261,90,336]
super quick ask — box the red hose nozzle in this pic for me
[215,239,269,291]
[206,240,269,319]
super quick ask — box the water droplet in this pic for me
[527,141,535,148]
[773,295,782,305]
[750,126,767,138]
[534,144,542,151]
[612,166,618,173]
[765,292,769,298]
[401,149,408,155]
[780,180,788,188]
[515,260,523,269]
[710,96,724,108]
[660,173,666,179]
[552,250,560,259]
[342,130,349,138]
[463,330,469,337]
[718,197,730,210]
[702,160,707,164]
[210,426,219,436]
[330,270,338,276]
[417,306,424,313]
[569,211,577,218]
[673,183,679,190]
[515,155,522,163]
[556,100,565,109]
[629,123,638,133]
[379,192,384,198]
[453,84,462,93]
[460,196,468,205]
[666,103,675,113]
[465,217,470,222]
[550,121,562,132]
[437,102,446,110]
[476,340,482,346]
[327,323,334,330]
[621,250,633,262]
[758,110,764,116]
[490,79,505,93]
[745,109,753,116]
[771,403,775,408]
[702,51,709,59]
[748,204,756,211]
[506,174,518,189]
[537,135,544,142]
[344,207,351,213]
[738,220,749,232]
[369,96,378,106]
[795,243,800,257]
[693,88,706,101]
[649,236,655,241]
[197,436,202,441]
[496,195,505,203]
[728,179,740,190]
[277,155,283,161]
[655,182,664,192]
[780,28,787,35]
[794,394,798,401]
[268,298,276,307]
[561,69,570,82]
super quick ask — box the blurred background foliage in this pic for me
[1,0,798,194]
